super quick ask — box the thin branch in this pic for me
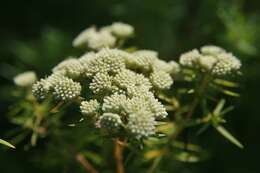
[186,74,211,119]
[76,153,99,173]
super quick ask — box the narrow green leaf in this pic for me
[187,89,194,94]
[174,151,201,163]
[213,99,226,116]
[68,124,76,127]
[214,125,244,149]
[210,84,240,97]
[0,139,16,149]
[214,79,239,88]
[197,123,211,135]
[144,150,162,160]
[222,90,240,97]
[31,132,38,146]
[172,141,202,152]
[220,106,235,116]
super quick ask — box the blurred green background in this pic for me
[0,0,260,172]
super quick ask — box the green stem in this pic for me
[147,73,211,173]
[186,74,211,119]
[31,103,44,146]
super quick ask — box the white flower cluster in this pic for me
[52,57,84,78]
[33,45,179,138]
[32,21,181,139]
[32,73,81,101]
[80,99,100,115]
[179,45,241,76]
[73,22,134,50]
[14,71,37,87]
[77,48,179,138]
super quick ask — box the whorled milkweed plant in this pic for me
[9,22,243,173]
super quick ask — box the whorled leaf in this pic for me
[0,139,16,149]
[214,125,244,149]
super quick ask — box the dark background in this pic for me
[0,0,260,172]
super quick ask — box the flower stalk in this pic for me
[114,138,126,173]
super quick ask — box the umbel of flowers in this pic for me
[180,45,241,76]
[32,48,178,138]
[31,22,241,140]
[32,22,180,139]
[73,22,134,50]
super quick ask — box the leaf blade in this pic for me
[214,125,244,149]
[0,139,16,149]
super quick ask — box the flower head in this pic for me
[179,49,200,68]
[179,45,241,76]
[14,71,37,87]
[80,99,100,116]
[200,45,225,56]
[52,76,81,101]
[32,79,50,100]
[212,53,241,76]
[127,110,156,138]
[52,58,84,78]
[111,22,134,38]
[99,113,123,131]
[33,43,171,139]
[102,93,127,113]
[150,71,173,90]
[73,27,116,50]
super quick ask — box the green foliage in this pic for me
[2,21,245,173]
[1,1,260,173]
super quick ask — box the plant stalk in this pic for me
[114,138,125,173]
[147,73,211,173]
[76,153,99,173]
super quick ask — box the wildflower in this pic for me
[110,22,134,38]
[150,71,173,90]
[52,76,81,101]
[153,60,180,76]
[73,27,116,50]
[89,72,113,94]
[52,58,84,78]
[127,110,156,138]
[198,55,217,71]
[80,99,100,116]
[83,48,125,77]
[180,45,241,76]
[14,71,37,87]
[200,45,225,56]
[179,49,200,67]
[33,45,171,139]
[102,93,127,113]
[148,97,168,119]
[87,30,116,50]
[131,50,158,71]
[73,27,96,48]
[212,53,241,76]
[32,79,50,100]
[113,69,152,91]
[99,113,123,130]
